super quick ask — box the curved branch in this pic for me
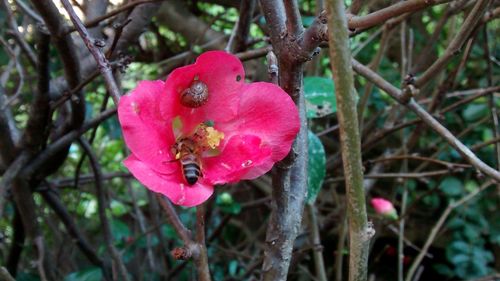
[415,0,491,87]
[21,108,116,179]
[31,0,85,127]
[40,189,109,276]
[347,0,452,30]
[61,0,122,105]
[352,59,500,182]
[78,138,130,281]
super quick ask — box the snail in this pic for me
[180,78,209,108]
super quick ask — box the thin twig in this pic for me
[405,181,495,281]
[351,59,500,182]
[155,194,192,244]
[195,204,211,281]
[78,138,130,281]
[21,108,116,178]
[307,204,328,281]
[61,0,122,105]
[0,267,15,281]
[347,0,452,30]
[415,0,491,87]
[40,188,108,273]
[327,169,457,183]
[368,155,471,169]
[71,0,161,32]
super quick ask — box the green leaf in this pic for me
[302,16,315,27]
[64,267,102,281]
[307,131,326,203]
[216,192,241,215]
[228,260,239,276]
[111,219,131,241]
[433,264,454,277]
[304,76,336,118]
[110,200,128,216]
[192,45,203,54]
[102,116,122,140]
[462,103,487,121]
[16,272,41,281]
[439,177,463,196]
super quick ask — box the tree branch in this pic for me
[347,0,452,30]
[352,59,500,182]
[78,138,130,281]
[415,0,491,87]
[40,188,109,278]
[61,0,122,105]
[259,1,309,280]
[326,1,372,281]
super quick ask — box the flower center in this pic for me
[191,123,225,151]
[171,117,225,159]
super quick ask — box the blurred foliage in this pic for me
[306,130,326,204]
[0,0,498,280]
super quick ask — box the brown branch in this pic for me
[347,0,452,30]
[78,138,130,281]
[14,0,43,23]
[440,86,500,113]
[195,204,211,281]
[259,1,309,280]
[226,0,256,53]
[306,204,328,281]
[156,194,212,280]
[1,0,37,67]
[5,207,24,277]
[156,195,192,245]
[0,267,15,281]
[329,169,461,183]
[482,6,500,23]
[31,0,85,128]
[471,136,500,152]
[482,25,500,177]
[40,188,110,278]
[77,0,161,31]
[368,155,471,169]
[21,108,116,178]
[352,59,500,182]
[61,0,122,105]
[0,86,18,166]
[24,32,51,152]
[0,37,25,109]
[415,0,491,87]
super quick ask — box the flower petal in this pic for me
[118,80,176,174]
[124,154,214,207]
[160,51,246,134]
[224,82,299,162]
[202,135,273,184]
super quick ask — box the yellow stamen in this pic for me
[205,126,224,149]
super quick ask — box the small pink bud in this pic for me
[371,198,398,220]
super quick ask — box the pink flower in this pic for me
[118,51,300,207]
[370,198,398,220]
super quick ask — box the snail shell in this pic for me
[180,80,209,108]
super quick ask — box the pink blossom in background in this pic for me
[118,51,300,207]
[370,197,398,220]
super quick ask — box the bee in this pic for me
[172,137,203,185]
[180,78,209,108]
